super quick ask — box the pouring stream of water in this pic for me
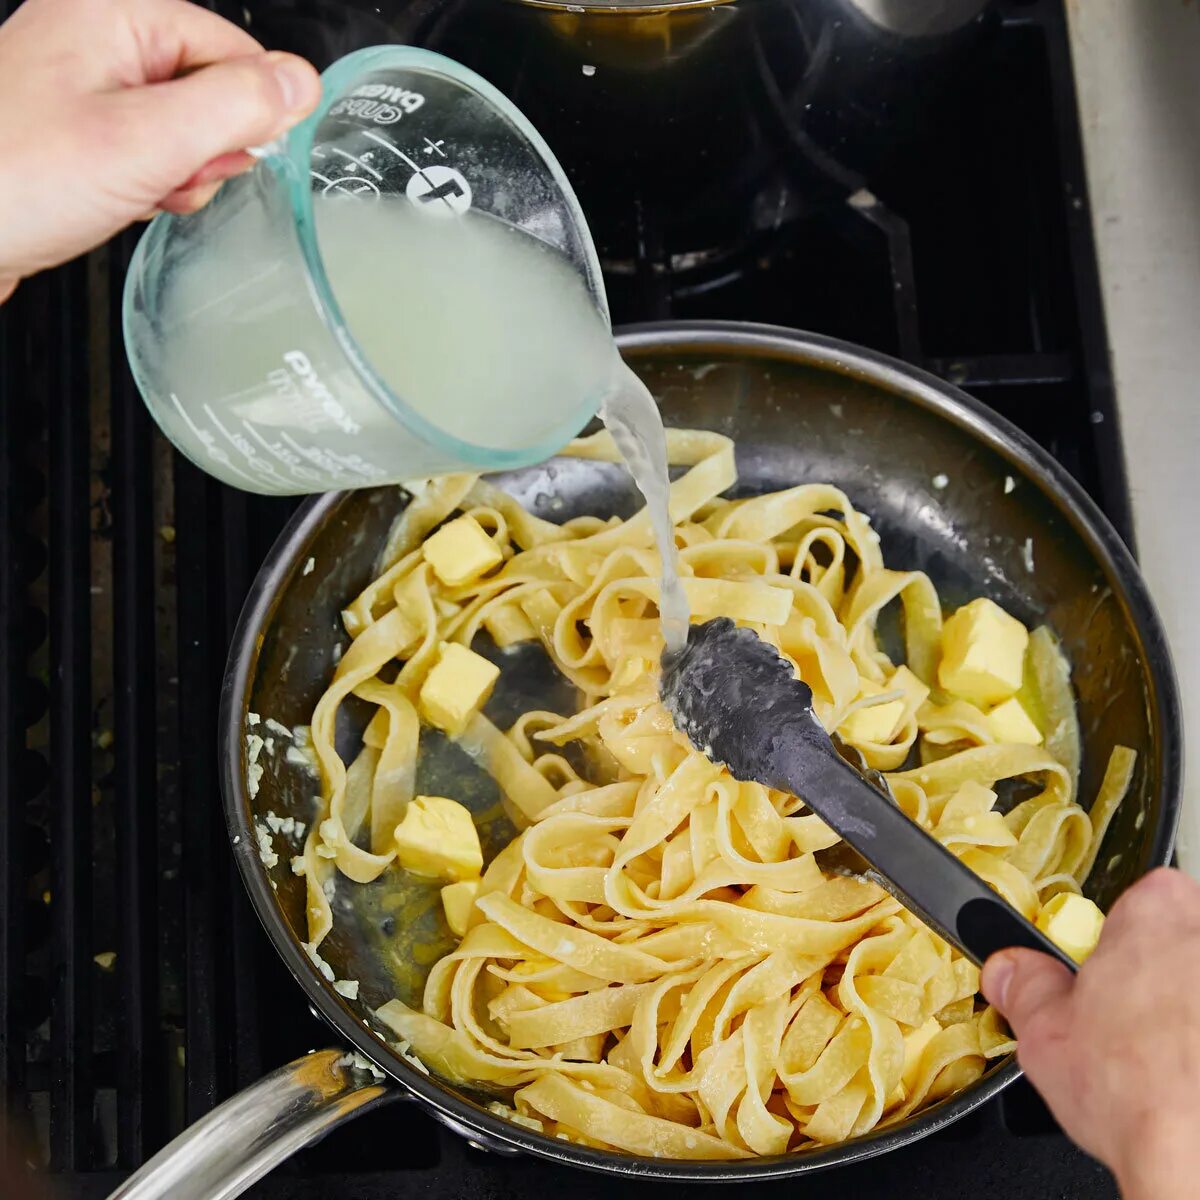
[600,364,690,655]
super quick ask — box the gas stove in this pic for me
[0,1,1126,1196]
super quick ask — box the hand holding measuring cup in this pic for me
[0,0,320,303]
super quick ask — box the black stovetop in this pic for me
[0,0,1125,1196]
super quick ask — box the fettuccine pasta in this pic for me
[293,428,1134,1159]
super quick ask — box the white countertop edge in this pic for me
[1067,0,1200,875]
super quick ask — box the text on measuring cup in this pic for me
[328,84,426,126]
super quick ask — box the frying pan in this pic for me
[110,321,1181,1199]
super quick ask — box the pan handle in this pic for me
[106,1049,398,1200]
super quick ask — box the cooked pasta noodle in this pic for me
[295,428,1134,1159]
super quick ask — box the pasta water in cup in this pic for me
[123,46,611,494]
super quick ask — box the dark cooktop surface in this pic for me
[0,0,1124,1195]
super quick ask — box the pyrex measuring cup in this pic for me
[123,46,610,495]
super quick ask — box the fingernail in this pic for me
[268,53,311,112]
[982,956,1014,1011]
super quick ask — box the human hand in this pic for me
[982,867,1200,1200]
[0,0,322,302]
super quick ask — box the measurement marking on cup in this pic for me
[405,165,472,215]
[279,432,381,482]
[330,147,383,180]
[328,177,380,197]
[281,431,356,479]
[242,420,325,485]
[202,404,289,487]
[361,132,472,215]
[362,130,423,172]
[168,394,260,487]
[418,177,463,203]
[312,161,379,197]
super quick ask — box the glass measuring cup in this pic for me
[123,46,611,495]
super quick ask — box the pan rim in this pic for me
[218,318,1181,1180]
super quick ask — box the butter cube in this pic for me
[395,796,483,882]
[422,516,503,587]
[889,665,931,712]
[840,682,905,745]
[938,598,1029,707]
[441,879,480,937]
[1036,893,1104,963]
[483,604,536,649]
[418,642,500,735]
[987,696,1043,746]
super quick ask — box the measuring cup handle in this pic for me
[105,1049,397,1200]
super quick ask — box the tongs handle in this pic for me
[956,892,1078,972]
[776,751,1078,974]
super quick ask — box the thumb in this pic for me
[982,947,1074,1028]
[97,52,322,204]
[982,946,1073,1049]
[983,948,1076,1120]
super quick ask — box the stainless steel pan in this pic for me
[111,321,1180,1199]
